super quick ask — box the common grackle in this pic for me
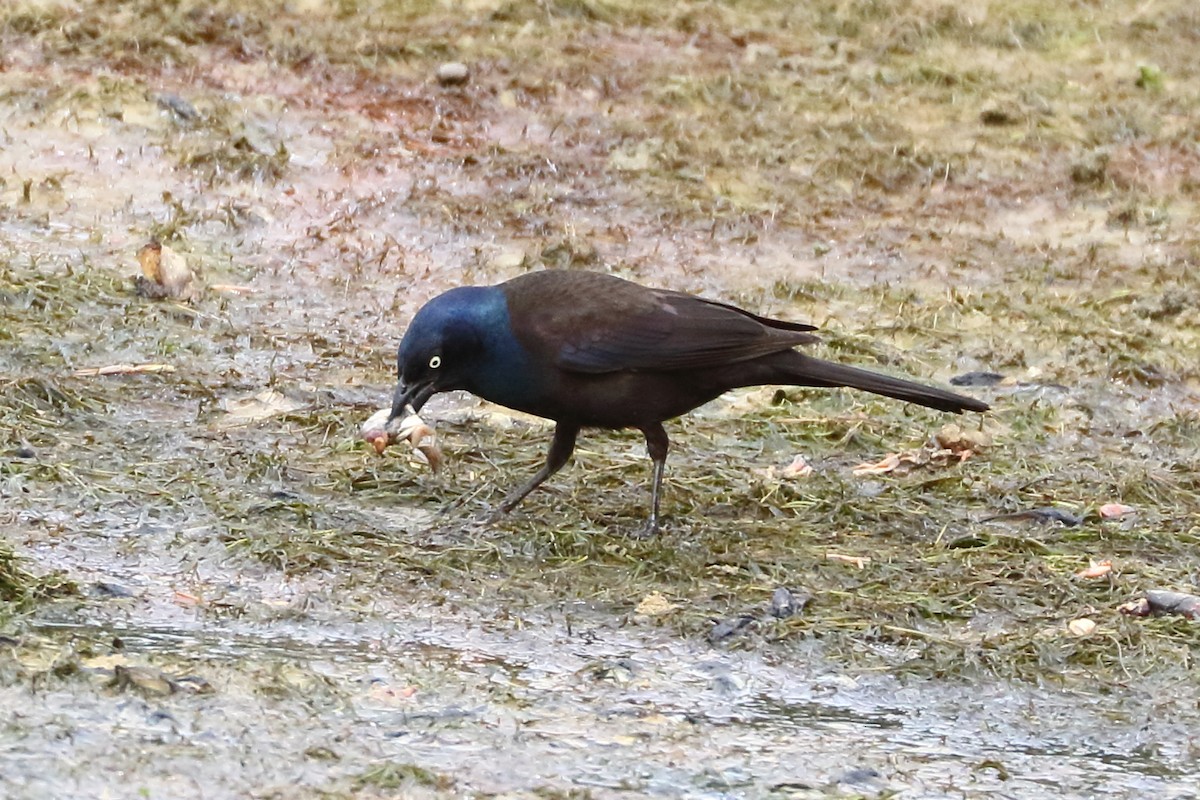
[388,269,989,533]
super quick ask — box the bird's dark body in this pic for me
[389,269,989,532]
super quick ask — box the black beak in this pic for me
[388,380,436,422]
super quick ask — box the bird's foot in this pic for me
[476,506,510,525]
[630,517,662,539]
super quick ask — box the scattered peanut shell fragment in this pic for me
[360,406,444,471]
[935,422,992,453]
[634,591,675,617]
[136,241,197,300]
[1099,503,1135,519]
[852,453,903,476]
[780,454,813,479]
[1075,560,1113,580]
[1067,618,1097,637]
[360,408,393,455]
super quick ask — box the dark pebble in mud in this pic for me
[769,587,812,619]
[10,443,36,459]
[770,780,818,792]
[979,107,1019,126]
[950,371,1006,387]
[709,673,746,695]
[156,92,199,122]
[946,533,992,549]
[984,507,1083,527]
[92,581,135,598]
[837,767,883,785]
[709,614,756,642]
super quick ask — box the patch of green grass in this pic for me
[0,544,77,614]
[354,761,454,793]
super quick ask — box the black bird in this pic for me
[388,269,989,533]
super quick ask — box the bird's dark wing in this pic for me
[502,270,819,374]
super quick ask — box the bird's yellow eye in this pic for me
[429,355,442,369]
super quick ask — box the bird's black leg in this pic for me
[639,422,670,535]
[498,422,580,514]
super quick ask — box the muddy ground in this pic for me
[2,1,1199,798]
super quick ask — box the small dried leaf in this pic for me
[780,454,813,479]
[138,241,162,282]
[852,453,903,476]
[826,552,869,569]
[136,241,197,300]
[73,363,175,377]
[221,389,306,421]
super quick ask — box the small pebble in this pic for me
[949,371,1006,387]
[92,581,135,599]
[156,92,199,122]
[436,62,470,87]
[838,767,883,786]
[709,614,755,643]
[769,586,812,619]
[110,665,175,697]
[979,107,1018,126]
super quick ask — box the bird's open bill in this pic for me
[389,379,435,423]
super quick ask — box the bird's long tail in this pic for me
[778,352,989,414]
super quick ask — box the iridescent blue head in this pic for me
[389,285,534,421]
[389,286,493,418]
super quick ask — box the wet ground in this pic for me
[2,1,1199,798]
[7,599,1200,799]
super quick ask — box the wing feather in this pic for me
[502,271,818,374]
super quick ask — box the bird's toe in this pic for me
[477,505,510,525]
[630,518,662,539]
